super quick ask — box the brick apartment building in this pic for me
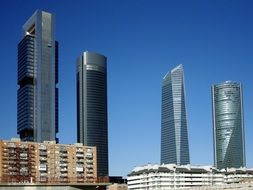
[0,138,97,183]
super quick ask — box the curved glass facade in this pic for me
[161,64,190,165]
[212,81,245,169]
[77,52,108,177]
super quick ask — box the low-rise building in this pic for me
[0,138,97,183]
[225,167,253,183]
[107,183,128,190]
[127,164,253,190]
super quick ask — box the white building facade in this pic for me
[127,164,253,190]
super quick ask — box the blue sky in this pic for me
[0,0,253,177]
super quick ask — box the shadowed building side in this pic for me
[77,52,108,177]
[17,10,59,142]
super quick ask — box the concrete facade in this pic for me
[107,183,128,190]
[127,164,253,190]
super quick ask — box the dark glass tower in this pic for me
[161,64,190,165]
[17,10,59,142]
[77,52,108,177]
[212,81,245,169]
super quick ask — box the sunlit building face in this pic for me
[212,81,245,169]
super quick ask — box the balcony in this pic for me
[9,150,15,154]
[85,154,93,158]
[76,159,84,164]
[20,153,28,157]
[20,167,28,171]
[60,173,68,177]
[76,167,83,172]
[2,157,9,161]
[20,161,28,165]
[20,149,28,152]
[38,145,47,150]
[20,172,29,176]
[59,158,68,162]
[86,159,93,164]
[77,178,84,182]
[9,172,18,176]
[59,163,68,167]
[40,173,48,177]
[77,173,84,177]
[87,169,94,174]
[39,177,48,182]
[39,151,47,156]
[9,156,17,160]
[39,157,47,161]
[39,165,47,171]
[60,153,68,158]
[2,148,8,152]
[20,144,28,149]
[60,167,68,172]
[3,169,9,174]
[76,148,83,153]
[59,148,67,153]
[2,153,8,157]
[8,143,16,148]
[86,165,93,169]
[8,167,17,171]
[76,153,84,158]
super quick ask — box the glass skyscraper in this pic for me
[17,10,59,142]
[77,52,108,177]
[161,64,190,165]
[212,81,245,169]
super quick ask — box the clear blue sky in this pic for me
[0,0,253,177]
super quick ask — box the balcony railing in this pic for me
[76,154,84,157]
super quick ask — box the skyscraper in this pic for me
[17,10,59,142]
[212,81,245,169]
[161,64,190,165]
[77,52,108,177]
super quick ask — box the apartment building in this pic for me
[0,138,97,183]
[127,164,253,190]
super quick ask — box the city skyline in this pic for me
[0,1,253,177]
[161,64,190,165]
